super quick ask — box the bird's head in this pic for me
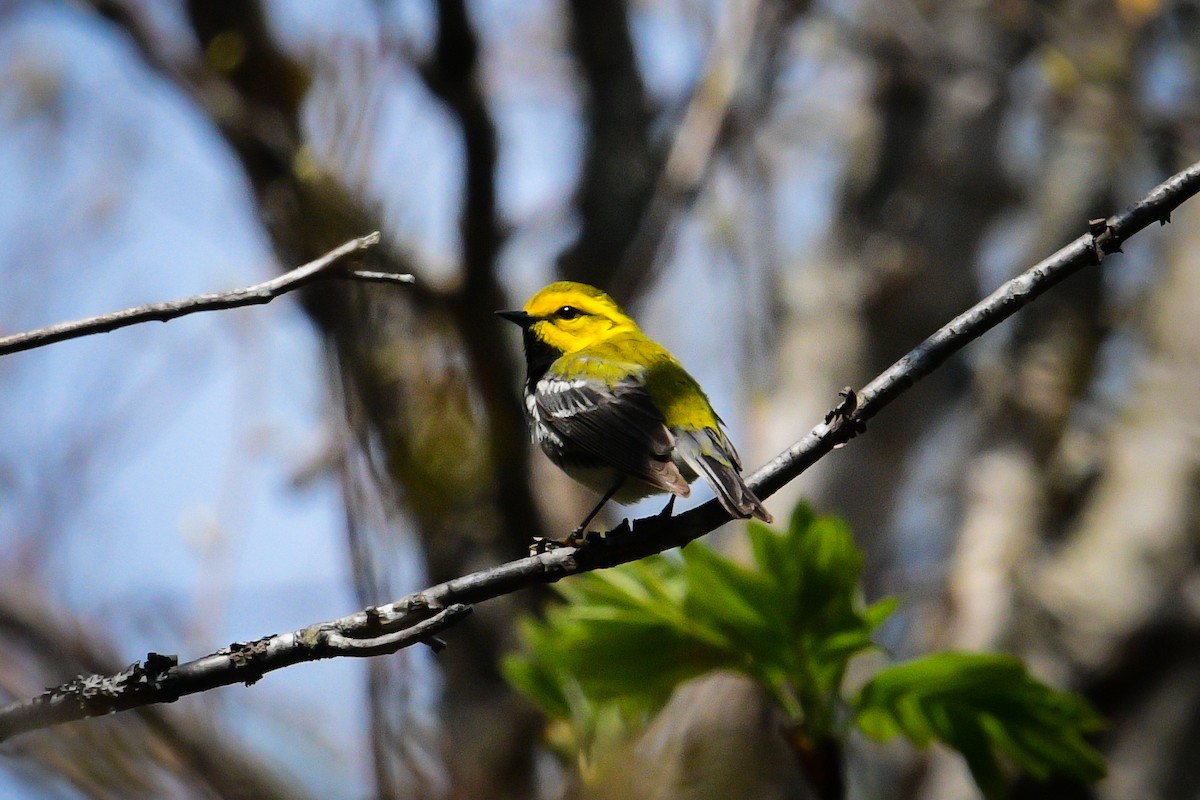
[497,282,638,355]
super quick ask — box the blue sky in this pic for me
[0,4,369,793]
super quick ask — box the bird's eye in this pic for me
[556,306,583,320]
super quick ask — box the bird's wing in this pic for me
[672,425,771,523]
[534,372,690,497]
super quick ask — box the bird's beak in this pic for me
[496,309,536,327]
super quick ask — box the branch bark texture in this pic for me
[0,233,395,359]
[1,161,1197,741]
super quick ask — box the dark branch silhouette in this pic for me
[0,160,1197,742]
[0,233,395,359]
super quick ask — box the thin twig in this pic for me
[1,162,1198,741]
[0,232,399,358]
[345,269,416,286]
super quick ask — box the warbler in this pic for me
[498,281,771,537]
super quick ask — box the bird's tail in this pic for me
[675,428,772,523]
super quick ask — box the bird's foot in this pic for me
[529,521,637,554]
[529,528,592,555]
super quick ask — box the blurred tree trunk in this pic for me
[95,1,548,796]
[813,4,1030,594]
[557,0,660,299]
[878,4,1200,799]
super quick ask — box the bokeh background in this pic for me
[1,0,1198,798]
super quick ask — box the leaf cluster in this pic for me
[855,652,1106,797]
[504,503,1105,796]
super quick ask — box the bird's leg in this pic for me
[530,479,625,553]
[570,478,624,542]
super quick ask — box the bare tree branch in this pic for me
[0,588,315,799]
[557,0,660,292]
[0,602,470,743]
[1,161,1197,741]
[0,233,397,358]
[610,0,808,299]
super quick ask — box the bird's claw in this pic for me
[529,522,638,554]
[529,529,593,555]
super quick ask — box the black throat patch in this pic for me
[522,328,561,391]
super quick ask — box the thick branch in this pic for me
[1,161,1197,740]
[0,603,470,742]
[0,233,398,358]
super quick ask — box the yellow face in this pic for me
[520,282,639,354]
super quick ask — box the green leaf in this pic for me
[501,651,571,721]
[854,652,1106,796]
[864,596,900,629]
[505,501,900,763]
[944,707,1008,799]
[796,515,862,616]
[510,555,743,713]
[787,501,817,539]
[506,500,1105,800]
[748,518,800,601]
[681,543,788,664]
